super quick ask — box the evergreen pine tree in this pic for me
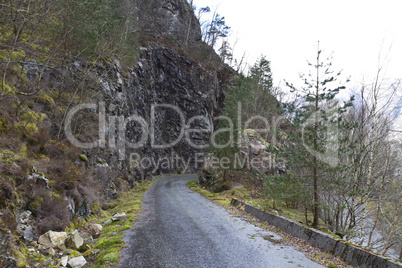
[286,42,352,228]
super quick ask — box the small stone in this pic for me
[82,248,100,261]
[78,231,93,245]
[58,243,67,251]
[59,255,68,267]
[78,243,91,253]
[86,223,102,238]
[67,256,86,268]
[48,247,56,256]
[112,212,127,222]
[65,230,83,250]
[66,249,82,260]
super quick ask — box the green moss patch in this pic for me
[79,154,88,162]
[91,180,153,267]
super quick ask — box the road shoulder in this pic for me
[186,179,355,268]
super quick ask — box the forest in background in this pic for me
[191,1,402,258]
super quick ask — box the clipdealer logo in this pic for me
[64,101,340,169]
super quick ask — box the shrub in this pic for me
[34,194,69,234]
[0,179,14,201]
[0,209,17,231]
[264,173,308,209]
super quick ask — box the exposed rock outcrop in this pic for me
[124,46,232,176]
[136,0,202,48]
[0,228,11,255]
[82,23,234,180]
[17,223,35,242]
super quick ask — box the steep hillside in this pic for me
[0,0,234,265]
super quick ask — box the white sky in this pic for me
[192,0,402,88]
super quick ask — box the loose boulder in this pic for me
[38,231,67,249]
[79,231,93,244]
[65,249,82,260]
[77,231,93,252]
[112,212,127,222]
[59,255,68,267]
[86,223,102,238]
[47,247,56,256]
[67,256,87,268]
[65,230,84,250]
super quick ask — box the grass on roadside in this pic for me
[90,180,153,267]
[186,180,333,234]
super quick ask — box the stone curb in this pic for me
[231,198,402,268]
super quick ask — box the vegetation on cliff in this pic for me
[0,0,233,266]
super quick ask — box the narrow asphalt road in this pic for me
[119,175,323,268]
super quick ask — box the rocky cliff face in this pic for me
[93,46,232,180]
[136,0,202,48]
[0,0,233,255]
[84,0,234,180]
[129,46,231,174]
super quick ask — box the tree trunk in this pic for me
[382,196,402,255]
[359,147,374,246]
[312,43,320,229]
[367,143,389,246]
[348,169,359,230]
[305,204,309,225]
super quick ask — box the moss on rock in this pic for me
[79,154,88,162]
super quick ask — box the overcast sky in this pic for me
[192,0,402,89]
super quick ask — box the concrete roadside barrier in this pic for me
[231,199,402,268]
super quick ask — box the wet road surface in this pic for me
[119,175,323,268]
